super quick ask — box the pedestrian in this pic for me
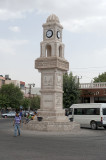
[19,109,23,123]
[24,112,32,124]
[13,111,21,137]
[31,112,38,120]
[19,109,23,117]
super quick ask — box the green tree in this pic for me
[0,94,9,109]
[63,72,80,108]
[21,97,30,110]
[30,96,40,110]
[93,72,106,82]
[0,83,23,110]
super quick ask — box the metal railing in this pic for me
[79,82,106,89]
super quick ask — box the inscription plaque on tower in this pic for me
[43,75,53,86]
[43,94,53,109]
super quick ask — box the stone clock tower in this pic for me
[35,14,69,122]
[24,14,79,131]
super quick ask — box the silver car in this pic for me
[2,111,16,118]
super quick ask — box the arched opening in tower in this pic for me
[59,46,62,57]
[46,45,51,57]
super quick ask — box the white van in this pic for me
[69,103,106,130]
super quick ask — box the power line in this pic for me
[70,66,106,70]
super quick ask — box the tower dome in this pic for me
[46,14,60,23]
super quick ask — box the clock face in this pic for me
[46,30,53,38]
[57,31,61,39]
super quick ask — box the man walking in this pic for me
[13,111,21,137]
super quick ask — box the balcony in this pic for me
[79,82,106,89]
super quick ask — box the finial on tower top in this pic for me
[46,14,60,23]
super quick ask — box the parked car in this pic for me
[22,111,34,117]
[2,111,16,118]
[29,111,34,116]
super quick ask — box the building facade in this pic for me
[0,75,25,90]
[80,82,106,103]
[0,75,5,88]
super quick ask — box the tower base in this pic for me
[23,120,80,132]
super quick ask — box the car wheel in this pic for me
[91,121,97,130]
[104,126,106,129]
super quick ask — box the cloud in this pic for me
[9,26,21,32]
[0,9,25,20]
[0,39,29,55]
[62,16,106,33]
[71,47,106,83]
[0,0,106,33]
[93,48,106,59]
[0,0,35,20]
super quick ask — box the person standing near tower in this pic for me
[13,111,21,137]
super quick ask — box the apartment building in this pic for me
[0,75,25,90]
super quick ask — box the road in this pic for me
[0,118,106,160]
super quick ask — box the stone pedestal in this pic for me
[23,121,80,132]
[37,109,68,122]
[35,56,69,125]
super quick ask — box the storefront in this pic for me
[79,82,106,103]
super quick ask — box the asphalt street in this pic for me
[0,118,106,160]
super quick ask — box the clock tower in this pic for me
[35,14,69,123]
[24,14,79,131]
[23,14,80,132]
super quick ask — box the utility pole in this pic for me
[77,76,82,87]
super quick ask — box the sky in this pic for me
[0,0,106,87]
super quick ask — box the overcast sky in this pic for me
[0,0,106,87]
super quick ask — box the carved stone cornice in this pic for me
[40,89,63,93]
[42,22,63,29]
[35,57,69,71]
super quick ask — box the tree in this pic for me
[93,72,106,82]
[0,83,23,110]
[30,96,40,110]
[21,98,30,110]
[0,94,9,109]
[63,72,80,108]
